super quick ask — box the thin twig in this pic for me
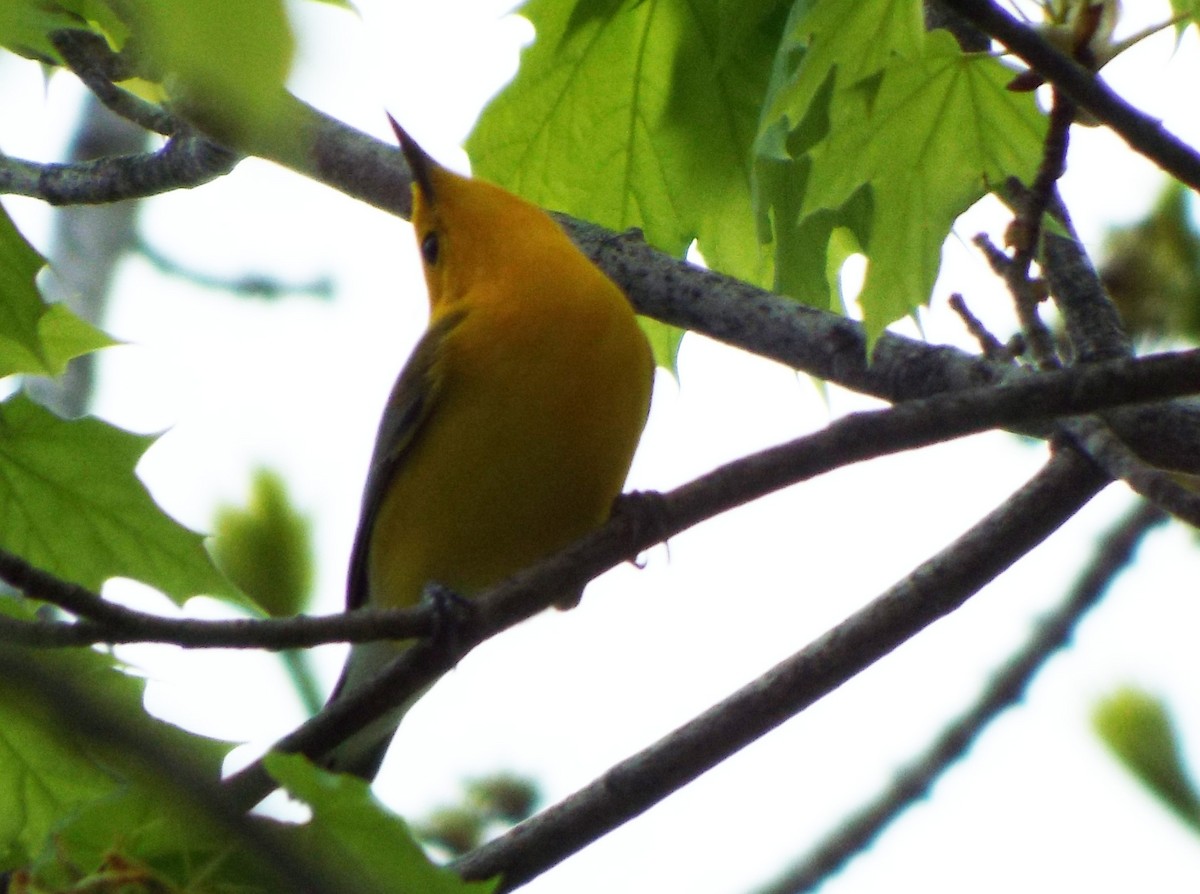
[451,451,1110,890]
[1004,89,1077,369]
[947,293,1010,361]
[1001,179,1131,362]
[0,31,239,205]
[750,498,1167,894]
[137,239,334,300]
[0,598,439,649]
[0,545,438,647]
[51,29,177,135]
[1062,418,1200,529]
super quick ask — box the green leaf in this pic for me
[0,205,115,379]
[0,652,117,869]
[1169,0,1200,38]
[0,0,124,62]
[59,0,128,47]
[754,0,922,318]
[0,609,298,893]
[1099,182,1200,341]
[0,393,235,603]
[211,468,323,714]
[0,205,50,373]
[754,0,1047,340]
[45,789,295,894]
[758,0,925,140]
[804,32,1045,336]
[640,317,684,375]
[0,599,233,874]
[34,303,118,375]
[3,625,356,893]
[1093,686,1200,833]
[467,0,787,369]
[469,0,771,266]
[267,753,500,894]
[212,467,314,618]
[123,0,295,144]
[0,0,83,61]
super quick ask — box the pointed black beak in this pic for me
[387,113,438,203]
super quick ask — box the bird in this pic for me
[321,116,654,779]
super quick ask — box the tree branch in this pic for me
[1060,418,1200,526]
[0,598,439,650]
[0,134,237,204]
[51,29,177,136]
[1004,88,1077,369]
[936,0,1200,192]
[4,346,1199,655]
[453,450,1110,890]
[25,30,1200,475]
[0,545,438,647]
[983,105,1200,524]
[26,94,148,419]
[1001,179,1132,362]
[218,346,1200,809]
[750,498,1168,894]
[565,217,1200,476]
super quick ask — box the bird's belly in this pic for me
[367,314,647,606]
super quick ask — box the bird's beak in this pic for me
[387,113,438,204]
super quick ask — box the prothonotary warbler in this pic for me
[322,117,654,779]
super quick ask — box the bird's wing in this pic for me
[344,307,467,612]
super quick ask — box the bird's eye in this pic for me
[421,232,440,266]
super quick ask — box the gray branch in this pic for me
[26,94,148,417]
[749,499,1167,894]
[453,451,1109,890]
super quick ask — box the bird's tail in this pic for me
[321,640,423,780]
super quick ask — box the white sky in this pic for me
[3,1,1200,891]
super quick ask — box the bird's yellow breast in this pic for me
[366,262,651,607]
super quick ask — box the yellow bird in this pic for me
[323,118,654,779]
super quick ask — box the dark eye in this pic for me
[420,232,440,265]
